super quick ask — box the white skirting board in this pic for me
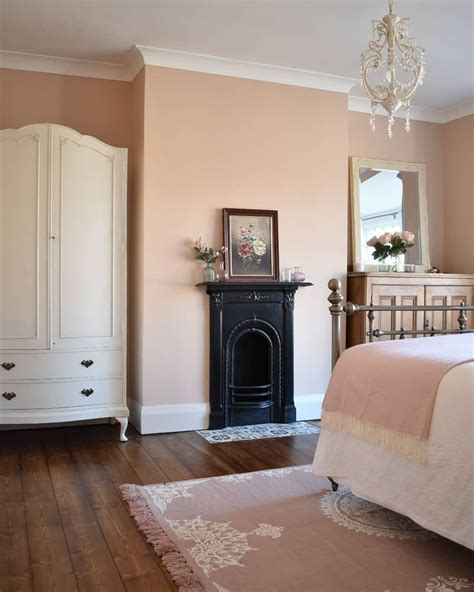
[128,394,324,435]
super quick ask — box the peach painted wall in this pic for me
[348,111,445,270]
[443,115,474,274]
[135,65,349,408]
[0,68,131,149]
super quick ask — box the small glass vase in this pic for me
[216,261,228,282]
[391,254,405,273]
[291,266,306,282]
[203,262,216,283]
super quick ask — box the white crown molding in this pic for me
[1,46,472,123]
[0,49,136,82]
[443,100,474,123]
[348,95,474,124]
[124,46,145,80]
[0,46,356,93]
[135,45,357,94]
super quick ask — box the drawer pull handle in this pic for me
[81,360,94,368]
[81,388,94,397]
[2,392,16,401]
[1,362,16,371]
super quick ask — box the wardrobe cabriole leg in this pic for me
[116,417,128,442]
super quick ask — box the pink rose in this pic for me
[366,235,378,247]
[392,231,402,238]
[238,243,252,258]
[378,232,393,245]
[402,231,415,243]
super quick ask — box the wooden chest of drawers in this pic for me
[347,272,474,347]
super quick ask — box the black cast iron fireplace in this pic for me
[198,282,312,429]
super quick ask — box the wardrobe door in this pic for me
[50,126,126,350]
[0,125,49,350]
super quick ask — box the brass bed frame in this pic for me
[325,278,474,492]
[327,278,473,370]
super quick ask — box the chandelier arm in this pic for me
[394,69,424,102]
[393,19,425,98]
[393,52,425,102]
[368,21,388,52]
[361,57,390,102]
[360,21,389,103]
[393,20,417,53]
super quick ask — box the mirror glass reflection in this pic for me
[358,167,422,266]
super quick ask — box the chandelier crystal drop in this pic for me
[360,0,426,138]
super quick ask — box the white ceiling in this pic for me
[1,0,473,111]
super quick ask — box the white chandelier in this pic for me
[360,0,426,138]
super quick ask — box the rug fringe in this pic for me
[120,484,206,592]
[321,410,427,463]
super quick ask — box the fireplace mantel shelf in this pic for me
[196,282,313,290]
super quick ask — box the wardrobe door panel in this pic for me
[0,125,48,349]
[50,127,125,349]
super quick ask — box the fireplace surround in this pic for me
[198,282,312,429]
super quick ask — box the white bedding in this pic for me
[313,362,474,549]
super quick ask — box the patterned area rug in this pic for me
[196,421,320,443]
[121,465,474,592]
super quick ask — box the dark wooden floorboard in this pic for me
[235,436,313,468]
[137,433,196,482]
[115,439,169,485]
[0,448,33,592]
[20,444,78,591]
[71,444,173,592]
[0,424,319,591]
[44,442,126,591]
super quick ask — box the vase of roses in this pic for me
[194,238,226,282]
[366,231,415,272]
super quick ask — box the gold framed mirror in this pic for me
[350,157,430,272]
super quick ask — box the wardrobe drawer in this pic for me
[0,379,123,410]
[0,350,123,381]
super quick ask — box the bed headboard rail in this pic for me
[328,278,474,369]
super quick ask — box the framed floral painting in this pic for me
[223,209,279,281]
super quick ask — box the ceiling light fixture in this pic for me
[360,0,426,138]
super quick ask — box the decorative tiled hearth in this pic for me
[197,421,320,443]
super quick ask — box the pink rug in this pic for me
[121,465,474,592]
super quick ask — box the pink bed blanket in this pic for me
[322,334,474,462]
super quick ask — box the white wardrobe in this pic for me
[0,124,129,440]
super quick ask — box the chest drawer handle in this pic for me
[81,360,94,368]
[2,392,16,401]
[1,362,16,371]
[81,388,94,397]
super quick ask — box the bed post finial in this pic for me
[328,279,344,369]
[458,302,467,332]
